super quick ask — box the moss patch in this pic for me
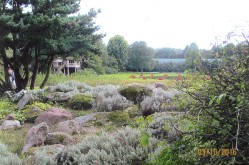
[106,111,130,126]
[118,83,152,104]
[66,94,94,110]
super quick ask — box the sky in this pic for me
[79,0,248,50]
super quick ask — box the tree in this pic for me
[183,42,201,69]
[107,35,129,71]
[155,48,184,59]
[0,0,103,92]
[127,41,155,72]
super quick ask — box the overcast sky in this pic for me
[79,0,248,50]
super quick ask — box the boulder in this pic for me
[44,132,74,145]
[35,107,73,126]
[0,120,21,130]
[74,113,99,124]
[47,92,72,102]
[22,106,43,123]
[57,120,80,135]
[17,94,38,110]
[22,122,49,154]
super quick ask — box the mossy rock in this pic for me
[67,94,94,110]
[118,83,153,104]
[106,111,130,126]
[22,105,44,123]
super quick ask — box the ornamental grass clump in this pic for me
[55,127,158,165]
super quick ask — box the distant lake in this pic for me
[154,58,185,63]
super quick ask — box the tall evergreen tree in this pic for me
[0,0,103,91]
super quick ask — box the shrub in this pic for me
[119,83,153,104]
[0,143,22,165]
[140,88,182,116]
[66,94,94,110]
[149,113,181,142]
[52,80,92,93]
[106,111,130,126]
[92,85,133,112]
[55,127,159,165]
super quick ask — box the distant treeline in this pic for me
[155,47,214,59]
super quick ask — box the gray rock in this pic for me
[17,94,38,110]
[74,113,102,124]
[35,107,73,126]
[0,120,21,130]
[22,122,49,154]
[57,120,80,135]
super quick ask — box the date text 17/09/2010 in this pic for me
[197,148,237,157]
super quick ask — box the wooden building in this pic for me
[52,56,81,75]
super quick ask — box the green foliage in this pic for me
[107,35,129,71]
[32,102,51,110]
[155,47,184,58]
[67,94,94,110]
[119,83,153,104]
[106,111,130,125]
[83,54,105,74]
[183,42,201,69]
[0,0,103,90]
[0,143,22,165]
[0,99,16,119]
[178,37,249,163]
[0,127,27,156]
[127,41,155,72]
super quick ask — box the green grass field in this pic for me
[35,72,183,87]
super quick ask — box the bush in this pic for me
[0,143,22,165]
[55,127,159,165]
[140,88,182,116]
[106,111,130,126]
[92,85,133,112]
[52,80,92,93]
[149,113,181,142]
[119,83,153,104]
[66,94,94,110]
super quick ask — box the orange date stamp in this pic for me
[197,148,237,157]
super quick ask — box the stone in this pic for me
[35,107,73,126]
[74,113,100,124]
[17,94,38,110]
[57,120,80,135]
[22,106,43,123]
[22,122,49,154]
[5,114,16,120]
[44,132,74,145]
[0,120,21,130]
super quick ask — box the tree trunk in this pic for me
[30,52,39,90]
[39,56,53,89]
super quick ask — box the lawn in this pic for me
[35,72,184,87]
